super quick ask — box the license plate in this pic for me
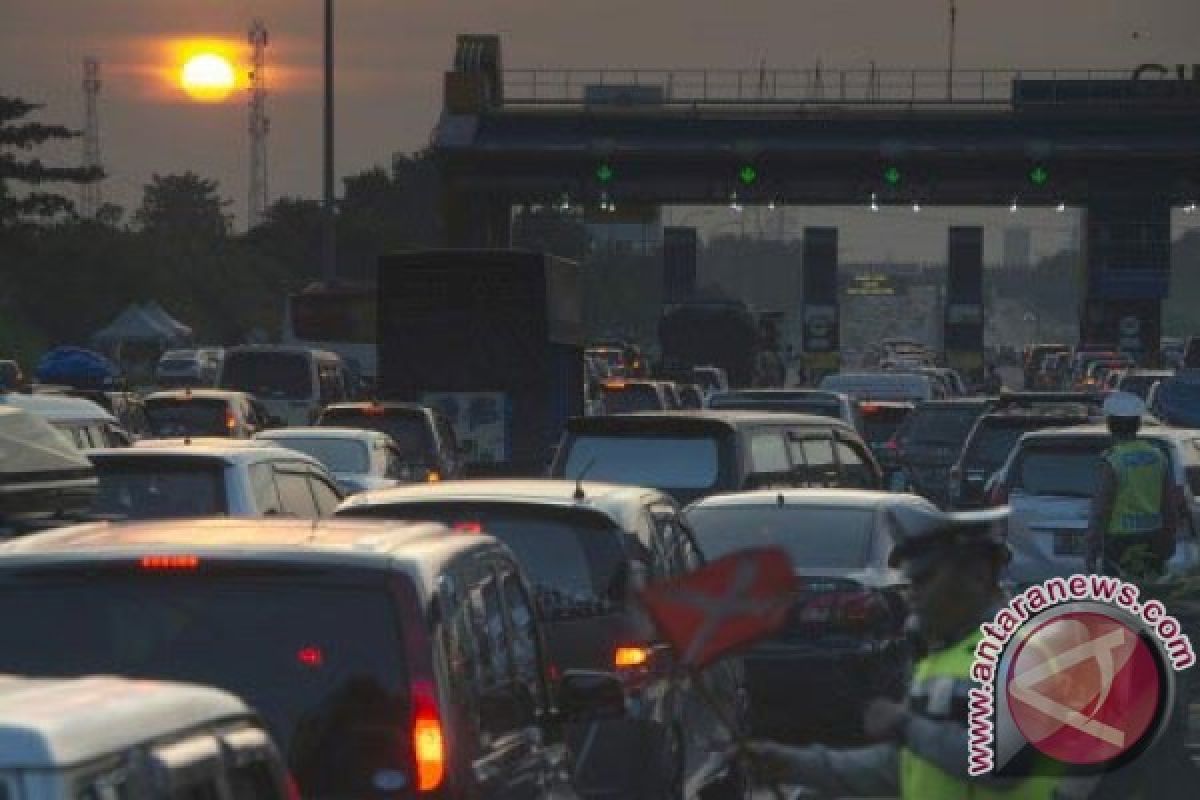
[1053,531,1087,555]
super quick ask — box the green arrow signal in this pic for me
[596,163,614,183]
[1029,166,1049,186]
[883,166,902,186]
[738,165,758,185]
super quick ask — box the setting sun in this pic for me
[180,53,236,101]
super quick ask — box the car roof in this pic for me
[0,675,250,770]
[145,389,248,402]
[257,427,393,443]
[711,389,845,400]
[1020,425,1193,442]
[0,517,495,595]
[687,488,935,512]
[91,442,321,466]
[0,392,116,423]
[567,410,856,433]
[341,479,671,530]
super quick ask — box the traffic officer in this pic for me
[741,503,1066,798]
[1085,391,1178,579]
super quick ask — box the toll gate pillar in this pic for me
[945,227,986,385]
[1080,193,1170,365]
[801,227,840,382]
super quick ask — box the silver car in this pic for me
[990,425,1200,585]
[256,427,408,494]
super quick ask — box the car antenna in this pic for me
[573,458,597,501]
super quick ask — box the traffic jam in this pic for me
[2,248,1200,800]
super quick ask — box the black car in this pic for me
[685,489,913,744]
[894,398,992,506]
[550,412,882,506]
[0,518,628,799]
[949,400,1095,510]
[318,402,463,481]
[598,380,673,413]
[338,479,747,800]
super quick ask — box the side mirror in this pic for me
[557,670,627,723]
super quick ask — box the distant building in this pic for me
[1003,227,1033,270]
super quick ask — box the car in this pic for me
[1149,372,1200,428]
[684,489,914,743]
[949,399,1096,510]
[317,401,464,481]
[0,407,97,536]
[88,441,344,520]
[598,379,674,413]
[0,391,131,449]
[855,401,915,483]
[338,479,747,800]
[706,389,858,430]
[989,425,1200,586]
[256,427,410,494]
[219,345,353,427]
[892,398,993,506]
[143,388,275,439]
[0,675,289,800]
[1118,369,1175,401]
[155,347,223,388]
[550,411,881,506]
[818,372,941,403]
[1024,344,1070,389]
[0,517,627,799]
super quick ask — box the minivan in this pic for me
[219,345,351,427]
[0,518,627,799]
[550,411,882,506]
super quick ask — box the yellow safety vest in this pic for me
[900,630,1060,799]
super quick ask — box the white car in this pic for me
[256,427,410,494]
[0,675,288,800]
[88,440,344,519]
[990,425,1200,585]
[0,392,130,449]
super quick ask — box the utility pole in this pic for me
[946,0,958,100]
[81,57,102,218]
[322,0,337,282]
[247,19,270,230]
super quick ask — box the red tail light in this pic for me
[410,679,446,792]
[140,555,199,571]
[285,773,302,800]
[988,481,1009,507]
[796,589,888,630]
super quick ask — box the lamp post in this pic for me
[321,0,337,283]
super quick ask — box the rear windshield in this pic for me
[601,384,662,413]
[1156,380,1200,427]
[1119,375,1165,400]
[346,504,626,619]
[0,577,406,798]
[157,359,198,372]
[860,406,913,447]
[318,409,434,463]
[562,434,720,489]
[964,418,1078,469]
[92,458,226,519]
[1015,439,1171,498]
[221,352,311,400]
[144,397,229,437]
[688,506,875,568]
[265,437,370,474]
[903,405,985,447]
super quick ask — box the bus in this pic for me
[281,282,377,386]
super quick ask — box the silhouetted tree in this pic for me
[0,95,99,229]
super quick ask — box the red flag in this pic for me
[639,547,797,670]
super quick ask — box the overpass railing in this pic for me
[500,68,1187,109]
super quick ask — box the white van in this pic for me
[819,371,940,403]
[0,675,289,799]
[218,345,351,427]
[0,392,131,448]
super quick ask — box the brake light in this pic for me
[297,646,324,668]
[604,381,628,390]
[860,403,881,413]
[363,404,386,416]
[426,470,441,483]
[453,521,483,534]
[140,555,199,570]
[614,645,651,669]
[410,679,446,792]
[226,410,237,431]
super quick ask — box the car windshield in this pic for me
[345,504,626,619]
[1015,444,1107,498]
[0,577,406,798]
[1156,380,1200,427]
[221,352,311,400]
[903,405,984,447]
[144,397,229,436]
[965,422,1038,468]
[92,458,226,518]
[601,384,662,412]
[318,409,434,463]
[688,506,876,568]
[265,437,370,473]
[709,394,842,418]
[562,434,720,489]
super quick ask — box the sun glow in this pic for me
[180,53,236,101]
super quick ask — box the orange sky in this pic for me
[4,0,1199,254]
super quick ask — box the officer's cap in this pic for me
[1102,391,1146,419]
[887,503,1011,576]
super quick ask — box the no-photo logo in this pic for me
[1006,611,1161,765]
